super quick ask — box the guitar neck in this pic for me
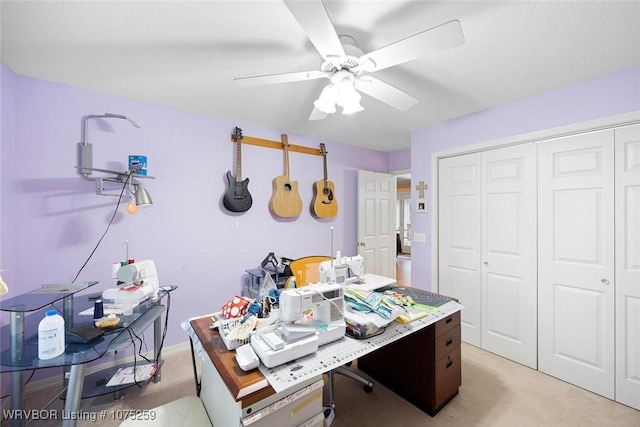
[282,134,291,178]
[322,153,328,187]
[235,137,242,182]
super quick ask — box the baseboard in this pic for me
[22,341,191,395]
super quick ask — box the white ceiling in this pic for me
[1,1,639,152]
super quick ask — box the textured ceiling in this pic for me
[2,1,639,152]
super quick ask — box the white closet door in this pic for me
[481,144,538,368]
[438,153,482,346]
[615,123,640,410]
[538,130,615,398]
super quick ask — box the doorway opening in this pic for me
[396,173,411,257]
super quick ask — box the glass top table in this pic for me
[0,282,170,371]
[0,282,174,427]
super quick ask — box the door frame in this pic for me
[396,191,411,254]
[430,111,640,289]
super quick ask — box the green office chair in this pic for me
[287,256,374,409]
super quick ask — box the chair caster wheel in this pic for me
[364,383,373,393]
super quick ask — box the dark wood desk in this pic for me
[358,311,462,415]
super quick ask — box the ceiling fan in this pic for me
[234,0,465,120]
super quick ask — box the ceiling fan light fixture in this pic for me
[335,78,363,114]
[314,84,338,114]
[339,94,363,115]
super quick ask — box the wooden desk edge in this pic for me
[190,317,275,407]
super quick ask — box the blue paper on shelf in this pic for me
[128,155,147,175]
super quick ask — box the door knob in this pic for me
[601,279,610,285]
[484,262,489,266]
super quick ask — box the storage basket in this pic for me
[214,312,251,351]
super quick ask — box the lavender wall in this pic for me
[0,68,390,359]
[1,62,16,278]
[410,64,640,290]
[388,147,410,172]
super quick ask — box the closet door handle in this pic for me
[601,278,610,285]
[484,261,489,266]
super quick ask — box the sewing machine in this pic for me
[102,259,160,309]
[250,282,346,368]
[319,254,365,286]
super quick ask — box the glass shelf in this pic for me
[0,288,170,372]
[0,281,98,312]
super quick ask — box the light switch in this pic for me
[414,233,426,243]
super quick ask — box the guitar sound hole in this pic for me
[284,183,292,191]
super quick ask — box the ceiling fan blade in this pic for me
[235,70,328,87]
[359,20,464,72]
[284,0,345,60]
[309,107,328,121]
[355,76,419,111]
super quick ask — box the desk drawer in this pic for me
[435,325,460,361]
[434,350,461,407]
[434,311,460,337]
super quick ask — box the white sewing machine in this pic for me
[319,254,365,286]
[320,255,397,292]
[102,259,160,308]
[250,282,345,368]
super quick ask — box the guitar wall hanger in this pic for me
[230,133,322,157]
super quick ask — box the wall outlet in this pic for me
[413,233,427,244]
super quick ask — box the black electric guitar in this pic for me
[223,127,252,212]
[312,143,338,218]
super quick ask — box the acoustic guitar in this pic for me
[312,143,338,218]
[223,127,253,212]
[269,134,303,218]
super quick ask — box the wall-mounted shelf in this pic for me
[231,133,322,156]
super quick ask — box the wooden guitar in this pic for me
[223,127,253,212]
[312,143,338,218]
[269,134,303,218]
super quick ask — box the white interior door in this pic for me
[357,170,396,278]
[438,153,482,346]
[538,130,615,399]
[615,123,640,410]
[481,144,538,368]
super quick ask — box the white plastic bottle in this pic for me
[38,310,65,360]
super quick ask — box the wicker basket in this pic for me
[214,312,251,351]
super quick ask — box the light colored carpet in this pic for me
[2,343,638,427]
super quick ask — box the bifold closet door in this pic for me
[438,153,482,346]
[615,123,640,410]
[481,144,537,369]
[538,130,615,399]
[439,146,537,367]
